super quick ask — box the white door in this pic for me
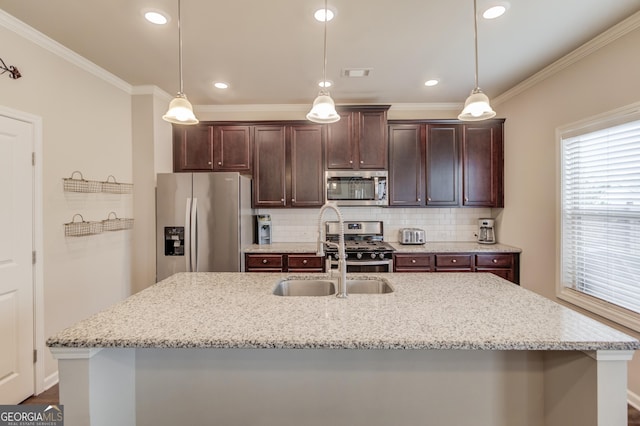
[0,115,34,403]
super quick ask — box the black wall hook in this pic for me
[0,57,21,79]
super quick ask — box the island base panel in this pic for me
[53,348,632,426]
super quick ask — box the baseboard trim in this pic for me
[629,390,640,410]
[43,371,59,392]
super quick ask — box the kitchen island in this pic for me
[48,272,639,426]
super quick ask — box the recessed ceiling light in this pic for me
[318,80,333,88]
[214,82,229,89]
[424,79,439,87]
[143,10,169,25]
[314,8,335,22]
[482,2,510,19]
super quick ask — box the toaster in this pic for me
[399,228,425,245]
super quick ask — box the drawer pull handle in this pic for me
[411,259,416,264]
[302,259,308,264]
[218,161,222,165]
[451,259,457,263]
[262,259,268,264]
[493,259,498,264]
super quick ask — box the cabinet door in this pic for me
[289,125,325,207]
[425,124,460,206]
[173,125,214,172]
[253,126,286,207]
[462,122,504,207]
[389,124,423,206]
[326,111,356,169]
[213,125,252,172]
[358,110,388,169]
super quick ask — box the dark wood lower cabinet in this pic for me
[393,252,519,284]
[245,253,325,273]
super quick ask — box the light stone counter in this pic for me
[390,241,522,253]
[243,241,522,254]
[47,272,636,351]
[47,272,639,426]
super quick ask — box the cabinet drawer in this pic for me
[435,254,471,267]
[476,254,513,268]
[246,254,284,269]
[287,254,324,269]
[394,254,431,268]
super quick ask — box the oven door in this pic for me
[329,259,393,273]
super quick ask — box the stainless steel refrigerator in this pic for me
[156,172,253,281]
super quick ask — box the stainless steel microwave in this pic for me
[325,170,388,206]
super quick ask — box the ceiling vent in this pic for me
[342,68,372,78]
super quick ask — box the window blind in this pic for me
[561,119,640,315]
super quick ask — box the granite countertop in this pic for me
[244,242,522,254]
[47,272,639,351]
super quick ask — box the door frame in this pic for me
[0,105,45,395]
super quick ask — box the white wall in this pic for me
[0,17,134,384]
[494,18,640,400]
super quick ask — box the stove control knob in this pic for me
[370,253,377,259]
[334,253,340,260]
[378,253,385,259]
[356,252,363,260]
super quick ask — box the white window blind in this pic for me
[561,119,640,317]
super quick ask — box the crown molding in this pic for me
[194,102,461,113]
[131,85,172,101]
[389,103,461,111]
[0,9,132,94]
[493,10,640,106]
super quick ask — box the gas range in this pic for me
[324,221,395,265]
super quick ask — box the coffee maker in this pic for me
[254,214,272,245]
[477,218,496,244]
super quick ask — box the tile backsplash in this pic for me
[257,207,493,243]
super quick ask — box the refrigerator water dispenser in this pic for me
[164,227,185,256]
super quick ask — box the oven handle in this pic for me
[330,259,393,267]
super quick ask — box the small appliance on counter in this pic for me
[399,228,425,245]
[477,218,496,244]
[254,214,272,245]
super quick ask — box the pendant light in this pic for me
[458,0,496,121]
[163,0,199,125]
[306,0,340,124]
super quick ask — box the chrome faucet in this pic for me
[316,202,347,298]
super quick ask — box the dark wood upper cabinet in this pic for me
[426,124,460,207]
[388,118,504,208]
[389,124,424,206]
[213,125,252,172]
[253,124,325,208]
[173,125,214,172]
[289,125,325,207]
[253,126,287,207]
[462,121,504,208]
[326,106,390,170]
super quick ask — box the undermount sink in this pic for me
[272,277,393,296]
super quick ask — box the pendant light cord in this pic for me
[322,0,328,91]
[473,0,479,90]
[178,0,184,94]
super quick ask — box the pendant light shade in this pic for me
[307,91,340,123]
[163,93,198,125]
[163,0,199,125]
[458,0,496,121]
[458,88,496,121]
[307,0,340,124]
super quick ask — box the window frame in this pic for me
[556,102,640,333]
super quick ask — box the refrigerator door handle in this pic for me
[184,197,192,272]
[191,197,198,272]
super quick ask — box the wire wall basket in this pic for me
[102,212,134,232]
[102,175,133,194]
[63,171,133,194]
[63,171,102,193]
[64,214,103,237]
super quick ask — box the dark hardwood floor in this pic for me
[19,384,640,424]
